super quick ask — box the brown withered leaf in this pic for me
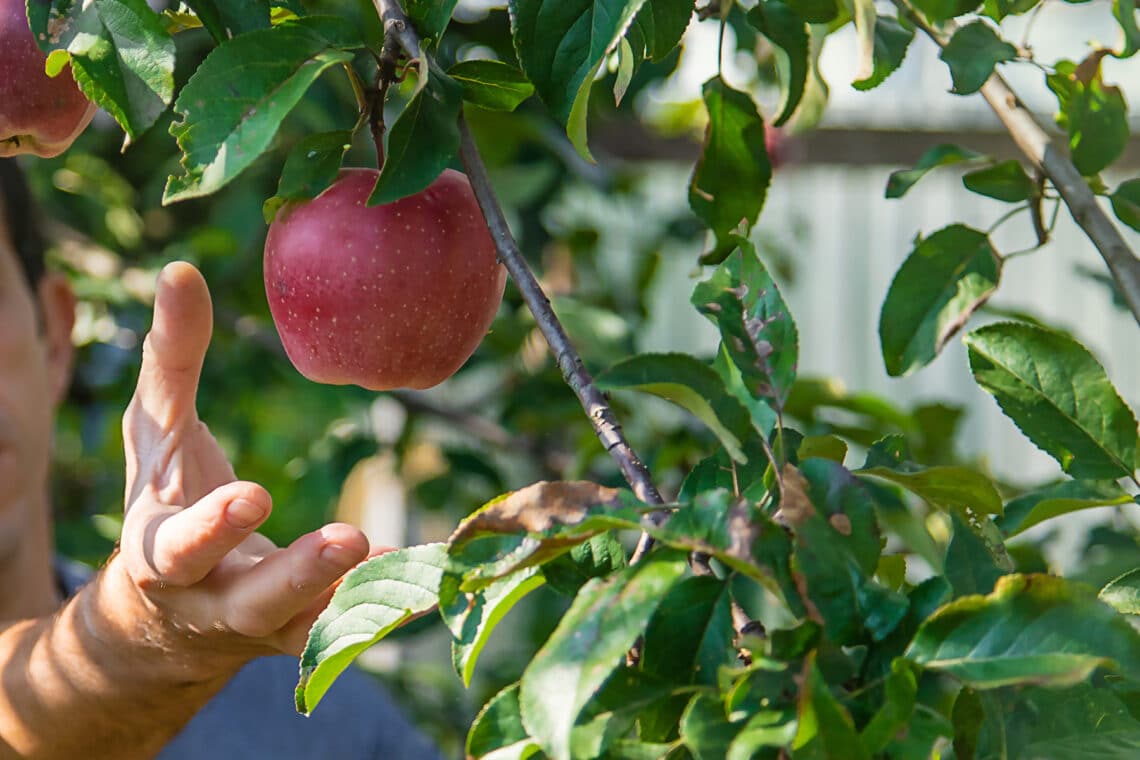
[449,481,623,547]
[775,463,815,528]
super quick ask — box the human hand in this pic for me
[97,262,371,682]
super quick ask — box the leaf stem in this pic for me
[986,203,1030,235]
[893,0,1140,327]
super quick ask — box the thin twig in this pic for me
[894,0,1140,327]
[459,117,671,546]
[372,0,670,570]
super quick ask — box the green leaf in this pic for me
[886,143,987,199]
[613,37,636,105]
[952,688,984,760]
[542,533,628,597]
[982,0,1038,21]
[692,238,797,411]
[715,344,779,441]
[851,15,914,91]
[689,78,772,261]
[726,712,798,759]
[28,0,175,142]
[598,353,757,463]
[681,693,744,760]
[965,322,1139,480]
[994,684,1140,760]
[164,17,361,203]
[179,0,270,42]
[748,1,809,126]
[865,437,1001,519]
[296,543,446,714]
[467,683,542,759]
[369,68,463,205]
[642,577,736,687]
[519,552,688,760]
[788,459,898,644]
[786,0,839,23]
[572,670,678,758]
[879,225,1001,377]
[860,659,918,753]
[910,0,980,23]
[907,574,1140,688]
[945,514,1006,597]
[798,434,848,463]
[630,0,693,61]
[1113,0,1140,58]
[962,160,1036,202]
[448,60,535,112]
[447,483,646,590]
[448,567,546,687]
[1100,568,1140,615]
[939,21,1017,94]
[998,480,1132,537]
[510,0,647,158]
[1110,178,1140,232]
[404,0,460,43]
[793,653,871,759]
[263,130,352,223]
[1047,58,1131,176]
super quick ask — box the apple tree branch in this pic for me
[895,0,1140,327]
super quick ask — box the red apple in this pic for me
[0,0,96,158]
[264,168,507,391]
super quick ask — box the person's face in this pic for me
[0,213,74,564]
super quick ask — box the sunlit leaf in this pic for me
[297,543,446,714]
[1100,568,1140,615]
[28,0,175,141]
[519,552,688,760]
[1047,56,1130,176]
[164,17,361,202]
[907,574,1140,688]
[998,480,1132,537]
[510,0,648,157]
[966,323,1139,480]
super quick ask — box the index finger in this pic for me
[131,262,214,430]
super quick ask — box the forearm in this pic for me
[0,565,231,759]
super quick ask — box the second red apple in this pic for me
[0,0,96,158]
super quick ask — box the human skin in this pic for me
[0,239,375,757]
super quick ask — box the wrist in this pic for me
[75,555,240,689]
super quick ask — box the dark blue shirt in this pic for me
[56,558,441,759]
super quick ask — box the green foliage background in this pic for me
[22,0,1140,757]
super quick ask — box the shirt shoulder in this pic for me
[158,655,442,760]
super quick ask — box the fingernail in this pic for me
[320,543,358,569]
[226,499,265,529]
